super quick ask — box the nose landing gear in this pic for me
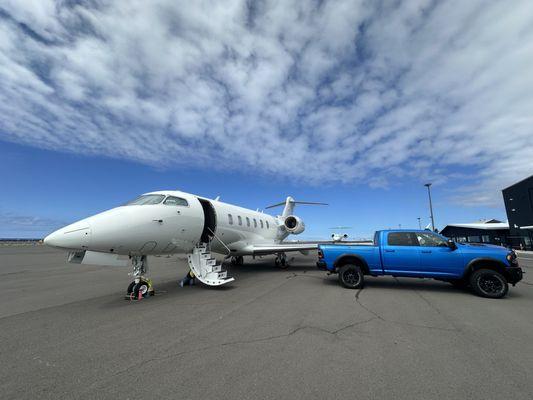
[126,255,155,300]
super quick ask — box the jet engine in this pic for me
[284,215,305,234]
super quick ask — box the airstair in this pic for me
[187,242,235,286]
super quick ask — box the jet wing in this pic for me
[251,243,319,255]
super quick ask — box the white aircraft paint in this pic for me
[44,190,325,289]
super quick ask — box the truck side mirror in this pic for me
[447,239,457,251]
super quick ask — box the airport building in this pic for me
[440,219,510,247]
[502,175,533,250]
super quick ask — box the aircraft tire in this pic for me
[127,281,136,294]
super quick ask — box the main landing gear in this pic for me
[126,255,155,301]
[230,256,244,266]
[275,253,289,269]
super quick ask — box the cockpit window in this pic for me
[163,196,189,206]
[126,194,165,205]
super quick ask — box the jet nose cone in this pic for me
[43,232,57,246]
[43,220,91,250]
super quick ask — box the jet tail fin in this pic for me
[265,196,328,217]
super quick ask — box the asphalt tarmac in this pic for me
[1,245,532,400]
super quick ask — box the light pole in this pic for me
[424,183,435,231]
[417,217,421,229]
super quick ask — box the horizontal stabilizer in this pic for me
[265,200,328,209]
[265,196,328,218]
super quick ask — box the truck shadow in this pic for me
[335,277,469,294]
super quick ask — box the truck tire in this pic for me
[469,269,508,299]
[338,264,364,289]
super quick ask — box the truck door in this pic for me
[382,231,421,275]
[415,232,463,277]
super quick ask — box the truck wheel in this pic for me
[470,269,508,299]
[338,264,364,289]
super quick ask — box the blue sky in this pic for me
[0,140,509,239]
[0,1,532,238]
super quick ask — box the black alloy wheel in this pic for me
[338,264,364,289]
[470,269,508,299]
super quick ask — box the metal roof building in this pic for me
[440,219,511,247]
[502,174,533,250]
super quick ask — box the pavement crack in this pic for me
[413,289,444,316]
[353,290,457,332]
[87,319,377,390]
[285,272,324,280]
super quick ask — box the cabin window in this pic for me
[260,220,264,229]
[238,216,242,226]
[482,235,490,243]
[246,217,250,227]
[163,196,188,206]
[253,218,257,228]
[266,221,269,229]
[228,214,233,225]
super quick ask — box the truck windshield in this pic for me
[126,194,165,205]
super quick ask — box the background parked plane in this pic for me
[329,226,353,242]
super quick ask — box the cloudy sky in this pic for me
[1,0,532,238]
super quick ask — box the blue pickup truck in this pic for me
[317,230,523,298]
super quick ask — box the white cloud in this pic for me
[0,211,65,236]
[0,0,532,204]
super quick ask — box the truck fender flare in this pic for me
[463,257,508,278]
[333,253,370,274]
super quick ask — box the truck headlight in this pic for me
[506,251,516,262]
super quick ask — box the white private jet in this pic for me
[44,190,326,298]
[329,226,352,242]
[331,233,349,242]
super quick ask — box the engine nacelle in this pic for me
[284,215,305,234]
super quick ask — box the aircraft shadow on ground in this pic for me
[224,256,315,275]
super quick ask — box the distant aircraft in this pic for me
[331,233,349,242]
[329,226,352,242]
[44,191,327,297]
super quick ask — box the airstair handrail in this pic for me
[207,227,231,255]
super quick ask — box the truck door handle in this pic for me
[153,219,163,223]
[421,250,432,253]
[384,249,395,253]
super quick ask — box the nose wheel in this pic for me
[126,255,154,301]
[126,278,154,300]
